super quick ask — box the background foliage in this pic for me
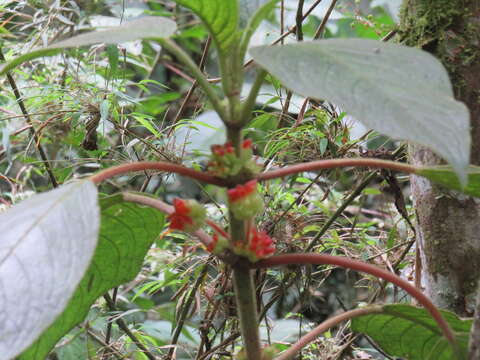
[0,0,434,359]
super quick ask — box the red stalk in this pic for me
[252,253,457,347]
[90,161,227,186]
[206,219,230,239]
[257,158,416,181]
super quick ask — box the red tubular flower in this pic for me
[168,198,206,233]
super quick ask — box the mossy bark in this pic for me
[399,0,480,315]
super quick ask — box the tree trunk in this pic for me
[399,0,480,315]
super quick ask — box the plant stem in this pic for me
[232,266,262,360]
[257,158,417,181]
[275,306,384,360]
[225,120,262,359]
[158,38,227,121]
[253,254,457,348]
[240,69,267,126]
[90,161,227,186]
[167,36,212,135]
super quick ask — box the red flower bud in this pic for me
[227,180,257,202]
[208,139,259,178]
[227,180,264,220]
[232,227,276,262]
[168,198,206,233]
[242,138,252,149]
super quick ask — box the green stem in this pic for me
[226,124,262,359]
[158,38,227,121]
[240,69,267,126]
[232,266,262,360]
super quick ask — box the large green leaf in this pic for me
[0,181,99,360]
[174,0,239,52]
[19,195,165,360]
[351,304,472,360]
[416,165,480,197]
[249,39,471,183]
[0,16,176,75]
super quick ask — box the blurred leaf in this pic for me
[239,0,279,55]
[351,304,471,360]
[417,165,480,197]
[19,195,165,359]
[0,181,99,360]
[106,44,119,78]
[250,39,471,184]
[0,16,176,75]
[174,0,239,52]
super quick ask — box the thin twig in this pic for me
[0,48,58,187]
[296,0,305,41]
[313,0,339,39]
[167,264,209,358]
[86,328,123,360]
[103,293,158,360]
[197,332,241,360]
[101,287,118,360]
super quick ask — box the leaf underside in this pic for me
[351,304,471,360]
[19,195,165,360]
[0,181,99,360]
[0,16,177,76]
[249,39,471,183]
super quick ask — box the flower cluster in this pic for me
[208,139,260,178]
[227,180,264,220]
[168,198,206,233]
[233,228,275,262]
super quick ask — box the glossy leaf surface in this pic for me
[351,304,471,360]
